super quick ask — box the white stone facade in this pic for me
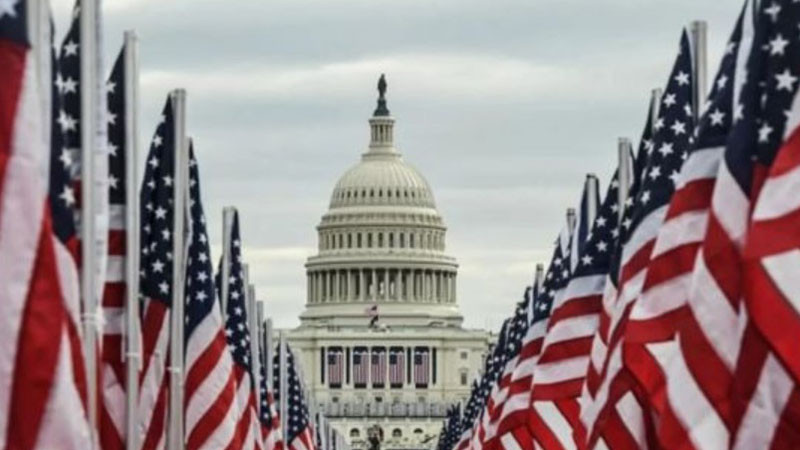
[287,82,490,450]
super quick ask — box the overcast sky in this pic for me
[53,0,743,331]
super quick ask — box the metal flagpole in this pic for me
[244,265,262,424]
[265,318,274,397]
[79,0,99,440]
[279,331,289,446]
[617,137,632,223]
[220,207,236,319]
[167,88,188,450]
[651,88,663,133]
[123,30,141,450]
[566,208,577,237]
[690,20,708,120]
[585,174,599,229]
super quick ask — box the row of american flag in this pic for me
[0,0,348,449]
[436,0,800,449]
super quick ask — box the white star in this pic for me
[234,306,243,316]
[152,135,163,147]
[734,103,744,122]
[59,148,73,168]
[198,252,208,262]
[581,255,593,266]
[231,290,240,300]
[106,111,117,125]
[658,142,674,156]
[233,239,241,248]
[597,241,608,252]
[671,120,686,135]
[159,282,169,294]
[716,74,729,91]
[108,174,119,189]
[725,41,737,55]
[63,40,79,57]
[148,156,159,168]
[654,118,665,131]
[155,206,167,220]
[769,34,790,56]
[195,291,207,302]
[709,109,725,126]
[163,175,173,186]
[640,191,651,204]
[152,260,164,273]
[105,81,116,94]
[161,229,170,241]
[197,271,208,282]
[596,216,607,227]
[108,143,118,157]
[675,71,690,86]
[670,170,681,186]
[623,218,632,229]
[758,123,773,143]
[0,0,19,19]
[649,166,662,180]
[59,185,75,206]
[57,110,77,133]
[775,69,797,91]
[663,93,677,107]
[63,77,78,94]
[764,3,781,22]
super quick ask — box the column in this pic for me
[451,273,457,303]
[383,269,389,301]
[371,269,377,301]
[394,270,401,301]
[360,269,366,302]
[307,274,312,303]
[434,271,440,303]
[409,270,416,301]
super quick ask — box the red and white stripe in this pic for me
[137,297,170,450]
[738,91,800,449]
[184,305,238,449]
[99,203,127,449]
[262,390,284,450]
[0,4,91,447]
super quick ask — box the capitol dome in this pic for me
[301,75,462,328]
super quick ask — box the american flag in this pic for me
[518,225,573,449]
[137,97,177,449]
[0,2,91,448]
[370,348,387,388]
[413,348,430,387]
[274,345,315,450]
[389,348,405,387]
[327,349,343,387]
[183,146,239,449]
[217,210,261,448]
[98,47,128,450]
[259,342,283,450]
[621,4,753,448]
[585,30,696,449]
[481,291,531,446]
[579,87,656,443]
[734,1,800,447]
[353,348,369,387]
[467,320,511,450]
[437,404,462,450]
[530,174,617,449]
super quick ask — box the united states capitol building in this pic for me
[286,77,492,450]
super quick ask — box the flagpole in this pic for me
[167,88,188,450]
[123,29,141,450]
[265,317,274,410]
[617,137,632,223]
[566,208,576,237]
[244,265,262,429]
[220,207,236,319]
[690,20,708,120]
[79,0,100,440]
[280,331,289,446]
[585,174,599,228]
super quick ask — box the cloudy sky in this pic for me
[53,0,742,330]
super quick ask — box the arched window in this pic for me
[392,429,402,438]
[414,428,423,435]
[350,428,360,438]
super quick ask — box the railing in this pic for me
[320,402,448,418]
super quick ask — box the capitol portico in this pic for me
[287,76,491,450]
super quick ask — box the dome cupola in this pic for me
[301,76,462,328]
